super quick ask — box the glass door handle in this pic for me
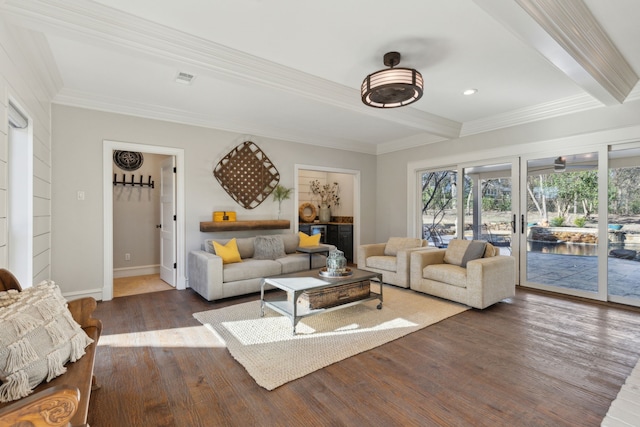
[521,215,525,234]
[511,214,516,234]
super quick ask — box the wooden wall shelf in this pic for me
[200,220,290,232]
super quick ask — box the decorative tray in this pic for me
[319,267,353,277]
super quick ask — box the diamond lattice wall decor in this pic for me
[213,141,280,209]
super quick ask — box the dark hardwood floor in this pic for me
[88,287,640,427]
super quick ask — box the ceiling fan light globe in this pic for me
[361,62,423,108]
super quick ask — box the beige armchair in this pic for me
[357,237,430,288]
[410,239,515,309]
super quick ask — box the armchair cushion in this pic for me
[366,256,397,272]
[383,237,423,256]
[423,264,467,288]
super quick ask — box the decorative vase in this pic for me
[319,204,331,223]
[326,249,347,275]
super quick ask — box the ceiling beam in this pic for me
[475,0,638,106]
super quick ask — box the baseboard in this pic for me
[62,287,104,302]
[113,265,160,278]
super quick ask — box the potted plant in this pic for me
[273,184,294,219]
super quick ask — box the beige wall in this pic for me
[51,104,377,298]
[0,20,54,286]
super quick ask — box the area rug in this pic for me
[193,285,468,390]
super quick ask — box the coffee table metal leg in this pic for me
[260,279,266,317]
[291,290,301,335]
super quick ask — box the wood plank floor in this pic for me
[88,287,640,427]
[113,274,173,298]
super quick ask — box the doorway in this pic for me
[112,151,173,297]
[103,140,185,301]
[295,165,360,262]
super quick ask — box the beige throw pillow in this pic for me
[0,281,94,402]
[443,239,471,266]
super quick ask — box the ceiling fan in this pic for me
[553,156,597,173]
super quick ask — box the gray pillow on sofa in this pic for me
[460,240,487,267]
[253,235,287,260]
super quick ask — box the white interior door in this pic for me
[160,157,176,286]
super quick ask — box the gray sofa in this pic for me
[188,233,333,301]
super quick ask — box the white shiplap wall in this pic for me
[0,77,8,268]
[0,21,54,285]
[297,169,354,217]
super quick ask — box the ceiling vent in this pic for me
[175,71,195,85]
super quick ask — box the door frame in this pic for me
[294,164,361,263]
[159,156,177,287]
[103,140,185,301]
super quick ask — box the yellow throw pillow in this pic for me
[299,231,321,247]
[212,238,242,264]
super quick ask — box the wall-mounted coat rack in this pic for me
[113,173,155,189]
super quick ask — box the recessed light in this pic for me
[463,88,478,96]
[175,71,195,85]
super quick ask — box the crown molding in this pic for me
[53,88,379,155]
[15,26,62,101]
[2,0,461,139]
[376,133,448,155]
[460,93,601,136]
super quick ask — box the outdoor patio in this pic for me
[527,252,640,299]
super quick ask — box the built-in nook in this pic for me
[297,167,358,261]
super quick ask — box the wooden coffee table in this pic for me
[260,267,383,334]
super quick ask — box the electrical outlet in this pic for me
[125,253,131,261]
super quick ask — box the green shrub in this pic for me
[574,217,587,227]
[550,216,565,227]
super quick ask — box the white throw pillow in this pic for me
[0,281,94,402]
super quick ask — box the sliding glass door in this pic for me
[420,168,458,248]
[462,161,517,257]
[522,151,601,297]
[608,145,640,306]
[417,145,640,307]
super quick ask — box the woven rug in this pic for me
[193,285,468,390]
